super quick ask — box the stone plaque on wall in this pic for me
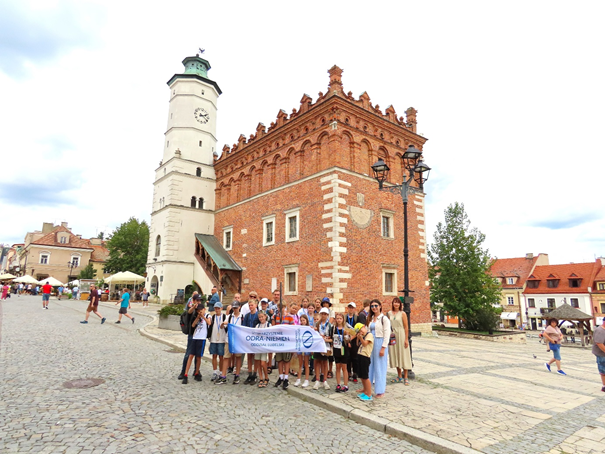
[306,274,313,291]
[348,206,373,229]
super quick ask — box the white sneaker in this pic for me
[294,379,301,387]
[323,381,330,390]
[313,381,320,390]
[301,380,309,388]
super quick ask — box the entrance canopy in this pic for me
[500,312,518,320]
[195,234,242,271]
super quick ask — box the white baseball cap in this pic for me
[347,302,357,308]
[319,308,330,315]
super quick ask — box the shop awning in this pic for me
[500,312,519,320]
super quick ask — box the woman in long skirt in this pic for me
[367,299,391,398]
[388,297,412,385]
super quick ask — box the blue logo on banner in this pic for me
[302,331,313,348]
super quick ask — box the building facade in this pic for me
[17,222,109,284]
[147,57,432,333]
[523,261,599,330]
[491,253,549,328]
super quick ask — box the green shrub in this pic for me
[158,304,184,318]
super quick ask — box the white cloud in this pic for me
[0,0,604,264]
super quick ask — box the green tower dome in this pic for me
[182,55,210,78]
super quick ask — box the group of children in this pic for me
[179,292,377,401]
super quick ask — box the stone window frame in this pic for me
[284,208,300,243]
[223,226,233,251]
[70,253,82,268]
[380,209,395,239]
[39,251,51,265]
[284,264,299,296]
[382,266,398,296]
[262,214,276,247]
[507,295,514,305]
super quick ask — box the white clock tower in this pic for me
[146,54,221,302]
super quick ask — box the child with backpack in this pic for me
[208,302,228,384]
[182,303,210,384]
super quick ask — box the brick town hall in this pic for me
[146,54,432,333]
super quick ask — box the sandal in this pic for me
[404,378,410,386]
[267,367,272,374]
[391,377,403,383]
[327,371,333,379]
[258,380,266,388]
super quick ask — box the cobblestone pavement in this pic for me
[323,333,605,454]
[146,315,605,453]
[0,295,432,454]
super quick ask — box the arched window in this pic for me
[198,197,204,209]
[191,196,197,208]
[155,235,161,257]
[196,167,202,177]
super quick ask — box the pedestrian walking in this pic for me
[41,281,52,309]
[57,286,64,300]
[543,318,566,375]
[81,284,106,324]
[592,318,605,392]
[388,297,412,385]
[72,285,79,301]
[115,288,135,324]
[367,299,391,398]
[141,288,149,307]
[1,283,9,300]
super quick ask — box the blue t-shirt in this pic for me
[121,292,130,308]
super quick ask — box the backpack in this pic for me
[180,309,191,335]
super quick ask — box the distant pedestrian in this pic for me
[1,283,9,300]
[593,318,605,392]
[208,286,220,312]
[543,318,566,375]
[41,281,52,309]
[81,284,106,324]
[72,285,79,301]
[115,288,134,324]
[57,286,64,300]
[141,288,149,307]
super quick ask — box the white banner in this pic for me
[227,324,327,354]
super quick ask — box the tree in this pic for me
[428,202,501,332]
[104,218,150,275]
[78,263,97,280]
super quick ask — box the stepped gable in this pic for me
[31,225,93,249]
[213,65,427,209]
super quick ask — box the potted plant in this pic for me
[157,304,184,331]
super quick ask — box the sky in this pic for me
[0,0,603,265]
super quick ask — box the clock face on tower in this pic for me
[194,107,210,124]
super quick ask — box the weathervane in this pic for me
[198,48,205,55]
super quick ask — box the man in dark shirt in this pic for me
[80,284,106,324]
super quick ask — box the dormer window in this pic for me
[547,279,559,288]
[58,234,69,244]
[569,278,581,288]
[527,280,539,289]
[507,277,515,285]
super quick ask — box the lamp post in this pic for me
[67,260,77,281]
[371,145,431,380]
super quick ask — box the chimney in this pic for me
[526,253,534,259]
[61,222,68,228]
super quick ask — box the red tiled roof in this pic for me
[524,262,598,294]
[31,225,93,250]
[90,245,109,262]
[490,256,539,288]
[594,265,605,282]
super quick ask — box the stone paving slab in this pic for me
[103,304,605,454]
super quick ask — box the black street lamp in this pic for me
[67,260,77,281]
[371,145,431,379]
